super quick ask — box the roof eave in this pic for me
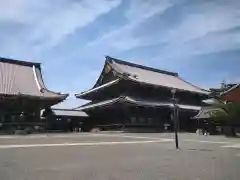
[76,97,121,111]
[0,92,69,100]
[77,96,202,111]
[125,76,210,95]
[75,79,120,99]
[220,84,240,96]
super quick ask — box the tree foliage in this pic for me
[210,101,240,125]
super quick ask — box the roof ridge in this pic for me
[221,83,240,95]
[106,56,178,76]
[176,76,210,94]
[52,108,83,111]
[0,57,41,67]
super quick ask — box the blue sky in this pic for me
[0,0,239,108]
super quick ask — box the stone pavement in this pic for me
[0,132,239,180]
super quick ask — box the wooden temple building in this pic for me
[0,57,68,132]
[75,56,210,132]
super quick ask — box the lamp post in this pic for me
[171,89,179,149]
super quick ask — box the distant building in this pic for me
[75,56,210,132]
[195,83,240,135]
[0,57,68,132]
[219,84,240,103]
[192,106,226,134]
[210,83,240,103]
[42,108,89,132]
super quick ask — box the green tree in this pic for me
[210,101,240,136]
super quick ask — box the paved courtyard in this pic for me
[0,132,239,180]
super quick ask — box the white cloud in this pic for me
[86,0,174,51]
[150,1,240,59]
[86,0,240,56]
[157,1,240,56]
[166,1,240,42]
[146,1,240,56]
[0,0,122,52]
[224,77,240,85]
[0,0,29,22]
[31,0,122,48]
[124,0,173,21]
[156,31,240,60]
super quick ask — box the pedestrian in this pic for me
[203,120,209,136]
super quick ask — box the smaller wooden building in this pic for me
[0,57,68,133]
[198,83,240,135]
[192,107,226,134]
[42,108,89,132]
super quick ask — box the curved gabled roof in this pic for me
[0,57,68,100]
[76,56,210,98]
[107,56,210,95]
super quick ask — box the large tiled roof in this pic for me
[0,57,68,99]
[107,56,209,95]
